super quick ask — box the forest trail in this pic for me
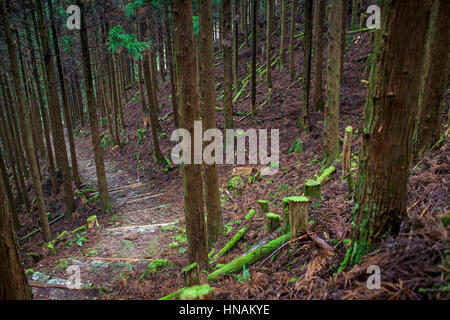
[31,134,178,300]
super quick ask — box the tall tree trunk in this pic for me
[312,0,326,111]
[199,0,223,248]
[345,0,432,267]
[340,0,348,82]
[76,0,111,212]
[298,0,312,133]
[414,0,450,156]
[279,0,287,71]
[35,0,75,216]
[48,0,82,189]
[172,0,209,269]
[265,0,273,91]
[163,4,179,128]
[24,19,58,195]
[143,50,165,166]
[351,0,359,30]
[223,0,234,129]
[3,0,52,242]
[0,151,19,232]
[323,0,344,166]
[233,0,240,97]
[289,0,297,81]
[0,182,32,300]
[251,0,257,116]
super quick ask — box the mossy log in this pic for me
[266,213,281,232]
[288,196,309,238]
[213,226,249,260]
[159,284,215,300]
[257,200,270,218]
[182,262,200,287]
[316,165,336,184]
[245,209,255,221]
[303,180,322,199]
[207,233,291,282]
[180,284,214,300]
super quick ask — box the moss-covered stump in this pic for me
[213,226,249,260]
[257,200,270,218]
[266,213,281,232]
[182,262,200,287]
[288,139,303,154]
[288,196,309,238]
[304,180,322,199]
[207,233,291,281]
[282,196,302,234]
[342,126,354,194]
[86,215,99,229]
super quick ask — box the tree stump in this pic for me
[304,180,322,199]
[266,213,281,232]
[86,215,99,229]
[182,262,200,287]
[257,200,269,218]
[288,196,309,238]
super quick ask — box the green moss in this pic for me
[139,259,169,281]
[245,209,255,221]
[71,225,86,234]
[288,139,303,154]
[227,175,245,195]
[179,284,214,300]
[441,212,450,227]
[87,215,97,222]
[25,269,35,276]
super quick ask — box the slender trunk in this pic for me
[251,0,257,116]
[279,0,287,71]
[223,0,234,129]
[199,0,223,248]
[76,0,111,212]
[323,0,344,166]
[0,150,19,232]
[312,0,326,111]
[289,0,297,81]
[298,0,312,132]
[163,4,179,128]
[48,0,82,188]
[3,0,52,241]
[266,0,273,91]
[143,50,165,165]
[35,0,74,216]
[414,0,450,156]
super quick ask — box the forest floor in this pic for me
[17,20,449,300]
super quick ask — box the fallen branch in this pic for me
[207,233,291,281]
[213,226,249,260]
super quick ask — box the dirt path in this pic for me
[31,134,179,300]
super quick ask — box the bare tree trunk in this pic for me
[172,0,208,269]
[312,0,326,111]
[35,0,75,216]
[345,0,432,267]
[3,0,52,241]
[251,0,257,115]
[0,183,32,300]
[323,0,344,166]
[223,0,234,129]
[199,0,223,248]
[76,0,111,212]
[289,0,297,81]
[298,0,312,133]
[414,0,450,156]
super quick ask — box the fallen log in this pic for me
[207,233,290,281]
[213,226,249,260]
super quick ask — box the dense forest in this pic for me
[0,0,448,301]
